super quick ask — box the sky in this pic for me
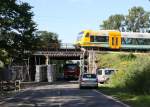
[22,0,150,43]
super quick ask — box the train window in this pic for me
[137,38,150,45]
[144,39,150,45]
[90,36,94,42]
[112,37,114,45]
[90,36,108,42]
[85,32,90,37]
[123,38,133,45]
[96,36,108,42]
[122,38,150,45]
[121,38,126,44]
[116,38,118,45]
[132,39,139,45]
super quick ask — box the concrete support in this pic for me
[35,65,41,82]
[80,54,84,75]
[35,65,56,82]
[47,65,56,82]
[45,55,49,65]
[88,51,97,74]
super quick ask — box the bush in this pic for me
[119,53,136,61]
[97,53,122,68]
[98,53,150,94]
[110,56,150,94]
[124,58,150,94]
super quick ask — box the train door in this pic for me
[109,31,121,49]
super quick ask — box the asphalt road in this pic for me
[0,82,129,107]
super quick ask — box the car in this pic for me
[79,73,98,89]
[96,68,115,84]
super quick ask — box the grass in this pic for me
[97,53,150,107]
[98,84,150,107]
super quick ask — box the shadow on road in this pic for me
[0,83,128,107]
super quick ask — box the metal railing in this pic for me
[60,43,76,49]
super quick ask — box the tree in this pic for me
[0,49,11,68]
[100,14,125,30]
[100,6,150,32]
[0,0,36,62]
[126,6,150,32]
[35,31,61,49]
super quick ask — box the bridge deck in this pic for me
[33,48,83,60]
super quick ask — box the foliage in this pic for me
[101,6,150,32]
[124,58,150,93]
[100,14,125,30]
[0,0,37,62]
[35,31,61,49]
[97,53,150,94]
[99,85,150,107]
[110,56,150,94]
[97,53,122,68]
[119,53,136,61]
[126,6,150,32]
[0,49,11,68]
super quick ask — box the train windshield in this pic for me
[77,32,83,41]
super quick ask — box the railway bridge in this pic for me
[31,44,86,82]
[32,43,150,73]
[15,43,150,82]
[33,49,83,61]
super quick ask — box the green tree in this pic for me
[0,49,11,68]
[0,0,36,62]
[100,7,150,32]
[100,14,125,30]
[35,31,61,49]
[126,6,150,32]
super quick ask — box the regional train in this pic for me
[75,30,150,50]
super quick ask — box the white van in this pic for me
[96,68,115,84]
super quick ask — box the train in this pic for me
[75,30,150,50]
[63,64,80,80]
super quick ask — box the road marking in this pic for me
[93,90,130,107]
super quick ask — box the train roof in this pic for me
[121,32,150,38]
[81,30,118,36]
[81,30,150,38]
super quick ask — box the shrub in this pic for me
[119,53,136,61]
[110,57,150,94]
[124,58,150,94]
[98,53,150,94]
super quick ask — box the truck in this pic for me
[63,64,80,80]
